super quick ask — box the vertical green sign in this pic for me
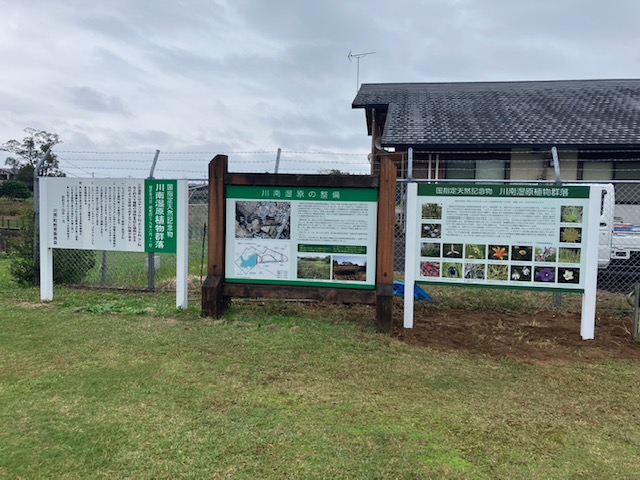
[145,179,177,253]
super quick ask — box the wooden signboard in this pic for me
[202,155,396,331]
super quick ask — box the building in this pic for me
[0,168,13,181]
[352,79,640,191]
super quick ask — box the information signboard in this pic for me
[224,185,378,289]
[43,178,177,253]
[403,183,601,339]
[39,178,188,308]
[414,184,592,291]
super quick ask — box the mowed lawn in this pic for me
[1,259,639,478]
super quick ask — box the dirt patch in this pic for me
[393,305,640,365]
[232,294,640,365]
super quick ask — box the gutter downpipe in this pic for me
[551,146,561,184]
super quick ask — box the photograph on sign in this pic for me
[414,184,592,292]
[225,186,378,289]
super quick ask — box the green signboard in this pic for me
[145,179,177,253]
[225,185,378,289]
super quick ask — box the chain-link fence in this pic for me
[393,175,640,318]
[43,163,640,318]
[54,187,209,300]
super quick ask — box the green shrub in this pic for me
[0,180,31,199]
[53,248,96,284]
[9,211,95,285]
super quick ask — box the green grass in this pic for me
[1,259,640,477]
[297,257,331,280]
[0,197,33,218]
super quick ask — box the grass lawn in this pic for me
[1,259,640,478]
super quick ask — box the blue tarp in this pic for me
[393,281,432,301]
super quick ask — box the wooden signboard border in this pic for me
[201,155,396,331]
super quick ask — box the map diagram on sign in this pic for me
[234,244,289,278]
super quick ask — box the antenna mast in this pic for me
[348,51,376,91]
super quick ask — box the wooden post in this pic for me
[376,157,396,332]
[201,155,227,317]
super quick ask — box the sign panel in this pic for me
[145,180,178,253]
[414,184,592,292]
[225,185,378,289]
[44,178,177,253]
[39,178,188,309]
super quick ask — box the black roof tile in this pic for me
[352,80,640,148]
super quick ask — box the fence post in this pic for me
[147,149,161,291]
[101,251,108,286]
[552,146,563,308]
[634,283,640,342]
[407,147,414,180]
[274,148,281,174]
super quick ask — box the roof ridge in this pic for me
[359,79,640,88]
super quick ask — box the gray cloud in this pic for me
[68,87,131,115]
[1,0,639,178]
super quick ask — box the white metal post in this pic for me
[581,185,600,339]
[403,182,418,328]
[39,178,53,301]
[176,180,189,309]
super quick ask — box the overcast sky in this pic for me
[1,0,639,178]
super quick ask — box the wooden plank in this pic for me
[208,155,227,277]
[375,157,397,332]
[376,294,394,333]
[202,155,227,318]
[376,157,396,285]
[201,275,224,318]
[224,283,376,304]
[226,173,379,189]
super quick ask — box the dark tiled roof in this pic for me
[352,80,640,148]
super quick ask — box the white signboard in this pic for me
[225,185,378,289]
[42,178,180,253]
[39,178,189,309]
[414,184,593,290]
[45,179,145,251]
[403,183,600,339]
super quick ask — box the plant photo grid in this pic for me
[414,192,591,291]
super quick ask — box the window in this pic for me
[445,159,506,180]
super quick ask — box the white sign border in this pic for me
[39,178,189,310]
[403,183,601,340]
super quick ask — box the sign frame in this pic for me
[403,182,601,339]
[39,177,189,309]
[201,155,397,331]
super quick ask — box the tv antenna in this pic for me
[348,51,376,91]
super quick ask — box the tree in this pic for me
[0,180,31,199]
[1,128,64,190]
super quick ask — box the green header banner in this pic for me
[145,179,177,253]
[226,185,378,202]
[298,244,367,254]
[418,184,590,199]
